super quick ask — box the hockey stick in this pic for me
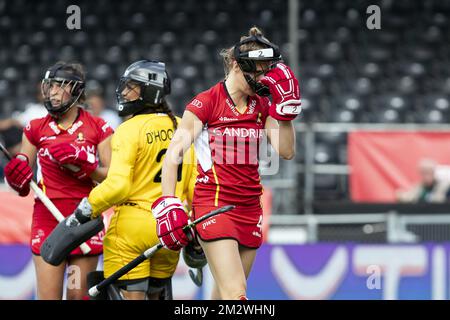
[189,268,203,287]
[88,204,235,297]
[0,142,91,254]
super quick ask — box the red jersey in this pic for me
[186,82,270,207]
[24,107,114,200]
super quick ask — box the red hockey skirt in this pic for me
[30,199,104,256]
[192,203,264,249]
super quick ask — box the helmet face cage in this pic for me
[116,78,142,105]
[233,35,282,96]
[243,73,271,96]
[41,64,85,118]
[115,60,171,117]
[238,56,277,75]
[41,78,77,101]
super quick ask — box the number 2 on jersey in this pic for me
[153,148,182,183]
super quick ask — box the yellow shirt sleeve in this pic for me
[88,123,139,217]
[186,147,198,209]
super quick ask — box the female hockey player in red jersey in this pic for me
[3,62,113,299]
[151,26,301,300]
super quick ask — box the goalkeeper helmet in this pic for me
[116,60,171,117]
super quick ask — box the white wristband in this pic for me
[277,100,302,115]
[152,197,184,219]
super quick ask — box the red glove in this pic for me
[151,196,193,251]
[49,143,98,180]
[4,153,33,197]
[260,63,302,121]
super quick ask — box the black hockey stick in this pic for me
[0,142,13,162]
[189,268,203,287]
[88,204,235,297]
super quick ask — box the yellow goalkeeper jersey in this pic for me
[88,113,197,216]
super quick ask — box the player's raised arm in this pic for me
[262,62,300,160]
[265,116,296,160]
[161,110,203,196]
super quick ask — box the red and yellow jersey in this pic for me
[186,81,270,207]
[24,107,113,200]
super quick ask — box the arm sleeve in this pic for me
[185,92,212,125]
[23,121,38,146]
[94,117,114,144]
[88,124,138,216]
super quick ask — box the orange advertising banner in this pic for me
[348,131,450,202]
[0,191,33,244]
[0,190,114,244]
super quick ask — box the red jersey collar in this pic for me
[221,81,252,115]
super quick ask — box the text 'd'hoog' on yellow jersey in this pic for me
[89,113,197,216]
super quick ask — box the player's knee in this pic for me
[218,281,247,300]
[66,289,85,300]
[37,290,63,300]
[211,285,221,300]
[221,289,247,300]
[122,290,147,300]
[35,282,64,300]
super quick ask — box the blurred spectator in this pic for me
[86,89,121,129]
[12,83,47,127]
[396,159,450,203]
[0,121,22,156]
[0,83,47,156]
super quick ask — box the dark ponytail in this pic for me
[161,101,178,130]
[136,100,178,130]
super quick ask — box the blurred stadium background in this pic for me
[2,0,450,299]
